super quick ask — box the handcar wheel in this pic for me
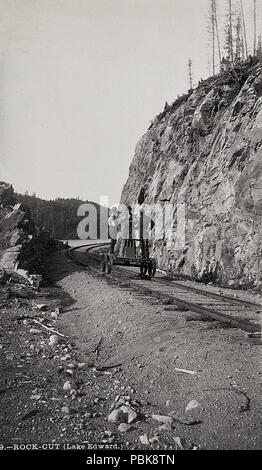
[147,264,153,279]
[105,256,112,274]
[151,260,157,277]
[140,263,148,276]
[101,256,106,272]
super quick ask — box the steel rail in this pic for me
[68,244,261,334]
[151,277,261,309]
[80,244,261,310]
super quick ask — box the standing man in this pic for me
[108,207,121,255]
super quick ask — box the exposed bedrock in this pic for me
[121,60,262,290]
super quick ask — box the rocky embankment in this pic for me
[121,59,262,290]
[0,181,64,287]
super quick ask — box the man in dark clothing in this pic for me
[108,209,120,255]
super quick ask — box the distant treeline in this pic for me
[15,192,104,240]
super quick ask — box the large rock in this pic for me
[0,246,22,274]
[121,61,262,289]
[0,182,60,281]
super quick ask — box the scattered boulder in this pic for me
[61,406,70,415]
[158,423,173,432]
[149,436,159,444]
[78,362,86,369]
[49,335,59,347]
[63,381,72,392]
[118,423,133,433]
[185,400,201,412]
[115,396,126,407]
[30,328,42,335]
[152,414,173,424]
[108,409,124,424]
[120,405,138,424]
[140,434,150,445]
[174,436,186,449]
[30,394,41,401]
[171,412,202,425]
[36,304,48,311]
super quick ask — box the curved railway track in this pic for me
[68,243,261,335]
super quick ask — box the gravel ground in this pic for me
[0,249,261,450]
[50,251,262,449]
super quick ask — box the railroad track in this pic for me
[68,243,261,334]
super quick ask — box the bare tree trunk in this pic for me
[188,59,193,89]
[258,34,262,58]
[241,24,245,60]
[235,15,242,62]
[254,0,257,55]
[228,0,234,64]
[240,0,248,58]
[214,0,221,66]
[224,0,234,67]
[207,0,216,75]
[211,0,215,74]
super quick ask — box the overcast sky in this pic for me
[0,0,259,204]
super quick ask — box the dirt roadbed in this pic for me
[0,251,261,450]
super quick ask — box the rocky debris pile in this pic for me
[121,59,262,290]
[0,182,66,287]
[103,379,203,448]
[0,287,199,449]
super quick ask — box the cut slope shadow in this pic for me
[39,251,87,310]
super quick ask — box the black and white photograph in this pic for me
[0,0,261,460]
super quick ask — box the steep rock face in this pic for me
[0,182,62,283]
[121,61,262,289]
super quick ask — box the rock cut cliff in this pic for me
[121,59,262,289]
